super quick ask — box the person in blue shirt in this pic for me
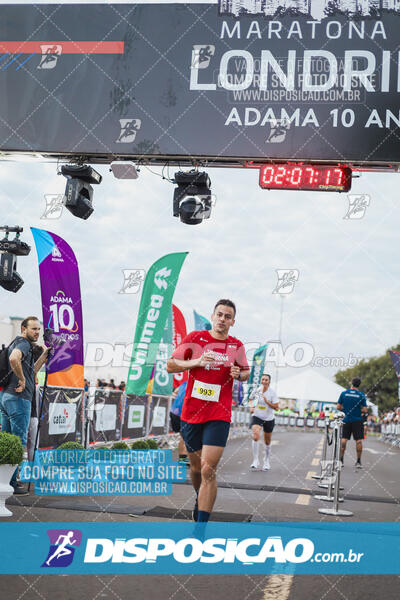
[169,381,189,465]
[337,377,368,468]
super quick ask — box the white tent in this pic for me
[276,369,378,416]
[276,369,346,415]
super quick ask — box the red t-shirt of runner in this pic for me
[171,330,249,423]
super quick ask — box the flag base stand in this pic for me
[318,507,353,517]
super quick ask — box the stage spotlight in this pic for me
[0,227,31,256]
[0,252,24,293]
[0,227,30,293]
[60,164,102,220]
[173,170,212,225]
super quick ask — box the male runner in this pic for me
[337,377,368,468]
[167,299,250,523]
[249,374,279,470]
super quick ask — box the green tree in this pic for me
[334,345,400,413]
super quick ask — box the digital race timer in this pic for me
[259,164,352,192]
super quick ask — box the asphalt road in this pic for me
[2,429,399,599]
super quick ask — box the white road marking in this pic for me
[363,448,397,455]
[263,574,294,600]
[295,494,310,506]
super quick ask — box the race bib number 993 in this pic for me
[192,381,221,402]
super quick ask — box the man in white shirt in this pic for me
[249,374,279,470]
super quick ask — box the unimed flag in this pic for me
[126,252,188,395]
[152,307,173,396]
[31,228,84,388]
[246,345,268,404]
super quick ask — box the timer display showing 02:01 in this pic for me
[259,165,352,192]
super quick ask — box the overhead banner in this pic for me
[193,309,212,331]
[152,308,173,396]
[172,304,188,389]
[126,252,188,396]
[246,344,268,404]
[1,2,400,164]
[31,228,84,388]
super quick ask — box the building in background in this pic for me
[0,315,43,348]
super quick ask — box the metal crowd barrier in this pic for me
[36,385,85,449]
[23,386,176,450]
[275,415,327,430]
[380,422,400,447]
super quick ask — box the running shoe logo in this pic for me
[42,529,82,568]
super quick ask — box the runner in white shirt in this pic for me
[249,374,279,470]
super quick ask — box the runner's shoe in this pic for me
[12,482,29,496]
[355,460,362,469]
[250,461,259,470]
[262,459,270,471]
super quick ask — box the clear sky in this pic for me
[1,160,399,384]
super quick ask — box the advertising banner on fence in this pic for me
[38,387,83,449]
[172,304,188,389]
[31,228,84,388]
[91,390,123,444]
[126,252,188,396]
[246,344,267,403]
[122,395,147,440]
[1,2,400,164]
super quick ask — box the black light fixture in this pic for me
[61,164,102,220]
[0,226,31,293]
[173,170,212,225]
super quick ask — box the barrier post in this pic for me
[314,417,344,503]
[319,416,353,517]
[311,418,330,480]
